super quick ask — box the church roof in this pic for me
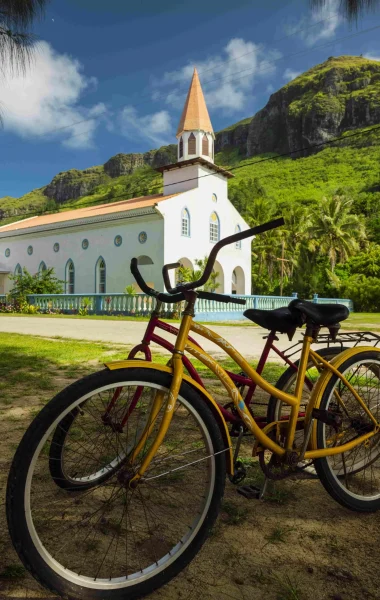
[156,156,234,179]
[0,192,179,235]
[176,68,214,137]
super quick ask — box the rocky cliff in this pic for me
[103,145,177,178]
[2,55,380,218]
[215,56,380,157]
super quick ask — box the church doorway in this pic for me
[231,266,245,295]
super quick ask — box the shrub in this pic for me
[9,267,64,303]
[341,274,380,312]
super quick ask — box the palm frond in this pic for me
[0,0,49,28]
[310,0,380,20]
[0,25,37,77]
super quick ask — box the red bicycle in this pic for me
[124,298,380,433]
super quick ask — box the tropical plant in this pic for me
[0,0,49,79]
[177,257,220,293]
[9,266,64,301]
[125,284,137,295]
[307,195,366,272]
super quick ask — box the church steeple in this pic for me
[176,68,215,163]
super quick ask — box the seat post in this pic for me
[256,331,277,376]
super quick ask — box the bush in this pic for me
[341,274,380,312]
[9,267,64,303]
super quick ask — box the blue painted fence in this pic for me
[0,292,354,321]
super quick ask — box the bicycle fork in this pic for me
[128,295,196,487]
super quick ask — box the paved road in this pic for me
[0,316,301,361]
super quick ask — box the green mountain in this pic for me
[1,55,379,230]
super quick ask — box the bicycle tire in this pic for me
[314,349,380,512]
[7,367,226,600]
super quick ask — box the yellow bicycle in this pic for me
[7,219,380,600]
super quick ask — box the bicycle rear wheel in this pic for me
[7,367,226,600]
[315,350,380,512]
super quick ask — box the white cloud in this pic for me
[120,106,172,145]
[285,0,342,47]
[0,41,106,148]
[364,53,380,62]
[154,38,282,114]
[266,84,275,94]
[283,68,302,82]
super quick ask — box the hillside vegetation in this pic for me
[1,56,380,308]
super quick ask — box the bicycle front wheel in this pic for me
[7,367,226,600]
[314,350,380,512]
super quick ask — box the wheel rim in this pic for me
[24,381,216,589]
[322,359,380,501]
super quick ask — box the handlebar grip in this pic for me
[130,258,159,297]
[162,262,181,293]
[198,291,246,305]
[131,258,186,303]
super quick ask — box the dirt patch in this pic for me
[1,370,380,600]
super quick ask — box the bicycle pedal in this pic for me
[236,484,261,500]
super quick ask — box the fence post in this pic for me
[291,292,298,298]
[95,295,102,314]
[313,293,318,304]
[254,296,258,309]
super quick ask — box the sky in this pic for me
[1,0,380,198]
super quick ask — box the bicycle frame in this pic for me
[106,295,380,485]
[125,306,310,428]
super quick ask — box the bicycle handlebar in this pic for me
[130,258,246,305]
[162,217,285,294]
[130,216,284,305]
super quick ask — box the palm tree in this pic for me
[307,195,366,272]
[0,0,49,77]
[310,0,380,20]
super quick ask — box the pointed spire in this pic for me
[176,68,214,137]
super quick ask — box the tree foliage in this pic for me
[310,0,380,20]
[9,266,63,301]
[177,258,220,293]
[0,0,49,82]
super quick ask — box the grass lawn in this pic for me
[342,312,380,331]
[0,332,379,600]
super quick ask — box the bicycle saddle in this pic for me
[288,299,349,326]
[243,307,298,334]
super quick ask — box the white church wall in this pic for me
[163,164,200,196]
[0,215,165,294]
[159,166,251,294]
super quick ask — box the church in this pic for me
[0,69,251,297]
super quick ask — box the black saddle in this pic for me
[288,299,349,327]
[243,307,298,335]
[244,299,349,334]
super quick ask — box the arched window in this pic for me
[188,132,196,155]
[14,263,22,278]
[181,208,190,237]
[202,134,209,157]
[96,257,106,293]
[65,260,75,294]
[235,225,241,249]
[38,261,47,274]
[209,212,220,243]
[179,136,184,158]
